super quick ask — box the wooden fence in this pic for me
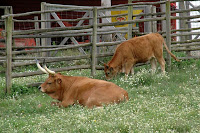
[1,0,200,93]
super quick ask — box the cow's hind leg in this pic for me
[150,57,157,74]
[86,97,102,108]
[156,57,165,74]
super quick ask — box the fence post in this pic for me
[165,0,171,71]
[5,15,13,94]
[144,5,152,33]
[152,6,157,33]
[91,7,97,77]
[34,16,41,56]
[161,1,166,32]
[179,1,191,57]
[128,0,133,39]
[41,2,47,57]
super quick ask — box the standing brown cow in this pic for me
[104,33,180,80]
[36,60,128,108]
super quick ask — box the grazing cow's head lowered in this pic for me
[104,64,118,80]
[36,60,129,108]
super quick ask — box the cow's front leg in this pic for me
[130,67,134,76]
[51,99,74,108]
[124,60,134,80]
[60,99,74,108]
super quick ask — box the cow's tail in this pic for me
[163,41,180,62]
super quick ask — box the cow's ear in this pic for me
[104,63,109,69]
[57,78,62,84]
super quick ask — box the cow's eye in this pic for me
[107,72,110,75]
[47,82,52,85]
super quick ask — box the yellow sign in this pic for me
[111,10,142,27]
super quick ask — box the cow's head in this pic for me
[104,64,118,80]
[36,60,62,95]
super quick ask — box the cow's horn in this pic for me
[36,59,48,74]
[43,64,56,74]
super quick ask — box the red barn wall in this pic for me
[1,0,176,32]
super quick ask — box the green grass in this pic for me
[0,59,200,132]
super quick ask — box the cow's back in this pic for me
[70,77,128,108]
[116,33,164,63]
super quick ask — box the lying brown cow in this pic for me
[104,33,180,80]
[36,60,128,108]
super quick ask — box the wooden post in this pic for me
[41,2,47,57]
[165,0,171,71]
[128,0,133,39]
[34,16,41,56]
[185,1,192,56]
[101,0,112,42]
[34,16,39,44]
[152,6,157,33]
[91,7,97,77]
[161,1,166,32]
[46,7,51,57]
[179,1,190,56]
[5,15,13,94]
[144,5,152,33]
[100,0,111,64]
